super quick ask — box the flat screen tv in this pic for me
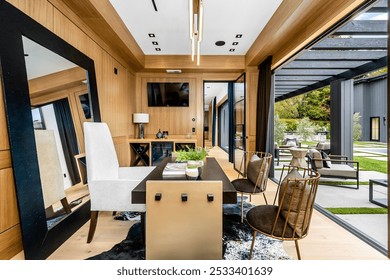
[147,82,189,107]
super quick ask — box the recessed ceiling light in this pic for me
[148,33,155,37]
[152,41,158,45]
[155,48,161,51]
[215,41,225,46]
[235,34,242,38]
[232,42,238,45]
[166,69,182,73]
[229,49,235,52]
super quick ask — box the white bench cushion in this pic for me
[317,164,357,178]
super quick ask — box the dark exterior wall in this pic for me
[354,77,387,143]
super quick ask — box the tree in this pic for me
[297,87,330,121]
[275,95,303,119]
[296,117,318,142]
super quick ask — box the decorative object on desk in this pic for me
[162,162,187,179]
[133,113,149,139]
[163,131,169,138]
[156,129,163,139]
[88,199,292,260]
[185,163,199,180]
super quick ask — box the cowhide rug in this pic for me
[87,197,292,260]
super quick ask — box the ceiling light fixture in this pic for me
[166,69,182,74]
[189,0,204,66]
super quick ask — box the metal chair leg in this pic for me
[262,192,268,205]
[294,240,301,260]
[249,231,257,260]
[240,193,244,223]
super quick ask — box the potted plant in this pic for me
[175,146,208,178]
[175,146,208,163]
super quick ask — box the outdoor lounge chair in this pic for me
[310,142,331,154]
[307,149,359,189]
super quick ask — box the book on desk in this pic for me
[162,162,187,179]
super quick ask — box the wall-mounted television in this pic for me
[147,82,189,107]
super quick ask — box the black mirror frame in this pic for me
[0,2,101,259]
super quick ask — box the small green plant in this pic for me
[176,146,208,162]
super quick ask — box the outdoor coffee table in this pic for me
[369,179,388,208]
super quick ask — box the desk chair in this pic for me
[84,122,155,243]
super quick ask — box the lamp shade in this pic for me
[133,113,149,124]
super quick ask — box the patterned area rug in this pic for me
[88,198,293,260]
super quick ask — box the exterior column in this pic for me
[330,79,354,160]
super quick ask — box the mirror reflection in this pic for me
[22,36,90,228]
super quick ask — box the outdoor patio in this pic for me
[273,141,388,251]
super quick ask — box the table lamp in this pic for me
[133,113,149,139]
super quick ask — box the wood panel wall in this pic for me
[0,78,23,260]
[246,67,259,152]
[136,72,242,150]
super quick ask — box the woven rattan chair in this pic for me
[231,151,272,223]
[246,165,320,260]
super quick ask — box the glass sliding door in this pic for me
[233,73,246,175]
[218,101,229,153]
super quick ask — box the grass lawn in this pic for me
[320,181,368,186]
[353,156,387,173]
[326,207,388,215]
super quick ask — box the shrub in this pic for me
[274,115,287,145]
[353,112,362,141]
[296,117,318,141]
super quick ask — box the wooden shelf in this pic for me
[128,138,197,166]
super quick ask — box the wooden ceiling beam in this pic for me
[144,55,246,72]
[57,0,145,71]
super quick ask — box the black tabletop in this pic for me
[131,157,237,204]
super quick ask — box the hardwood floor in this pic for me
[14,145,388,260]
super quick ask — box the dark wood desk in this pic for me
[132,157,237,204]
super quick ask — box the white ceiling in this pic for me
[109,0,283,55]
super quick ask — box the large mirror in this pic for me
[23,36,90,229]
[0,2,100,259]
